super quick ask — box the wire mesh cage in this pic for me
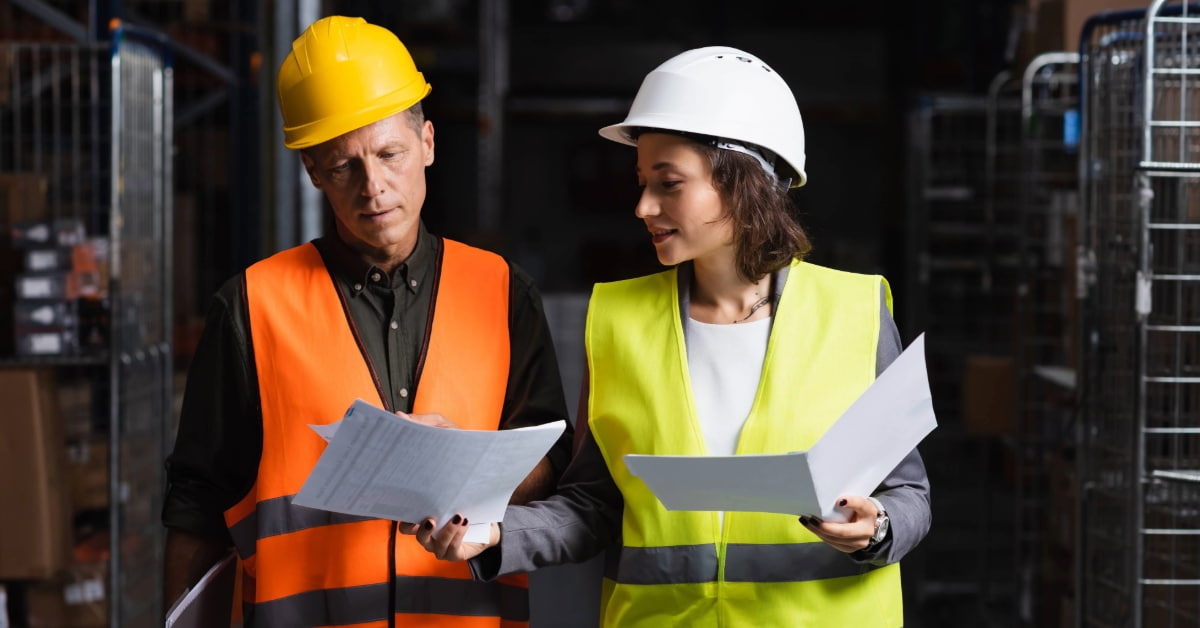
[1012,51,1082,627]
[110,26,174,628]
[903,90,1023,623]
[0,28,172,627]
[1079,3,1200,627]
[1145,470,1200,626]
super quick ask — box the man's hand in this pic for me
[798,495,879,553]
[396,411,460,429]
[399,516,499,561]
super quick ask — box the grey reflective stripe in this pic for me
[252,576,530,625]
[607,543,878,585]
[608,545,719,584]
[228,494,374,559]
[724,543,879,582]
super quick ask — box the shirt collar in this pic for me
[314,221,436,296]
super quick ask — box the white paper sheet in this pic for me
[624,333,937,523]
[165,552,236,628]
[294,399,566,542]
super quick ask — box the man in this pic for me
[162,15,572,627]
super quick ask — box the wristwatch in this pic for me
[865,497,890,548]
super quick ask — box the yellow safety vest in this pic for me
[586,259,904,627]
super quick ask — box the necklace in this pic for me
[735,295,771,323]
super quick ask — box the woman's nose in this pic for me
[634,188,658,219]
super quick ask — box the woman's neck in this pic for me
[689,257,772,325]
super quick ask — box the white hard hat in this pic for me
[599,46,807,188]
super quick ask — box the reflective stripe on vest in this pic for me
[586,259,904,627]
[230,239,527,626]
[604,543,881,585]
[251,576,530,626]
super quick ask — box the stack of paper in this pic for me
[294,400,566,542]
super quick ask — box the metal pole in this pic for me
[271,0,321,251]
[477,0,509,234]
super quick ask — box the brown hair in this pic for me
[701,144,811,282]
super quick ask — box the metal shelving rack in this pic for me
[1009,51,1083,627]
[0,25,173,627]
[904,90,1021,623]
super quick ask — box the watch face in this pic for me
[873,515,890,543]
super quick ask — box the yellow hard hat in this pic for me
[277,16,432,149]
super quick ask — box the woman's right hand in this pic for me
[399,516,499,561]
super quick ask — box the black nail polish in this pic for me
[839,499,848,507]
[799,516,809,525]
[462,518,469,526]
[451,514,462,525]
[422,520,433,531]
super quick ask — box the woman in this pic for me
[406,46,931,627]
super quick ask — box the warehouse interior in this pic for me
[1,0,1199,626]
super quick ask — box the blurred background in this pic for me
[2,0,1200,626]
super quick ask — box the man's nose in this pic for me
[361,160,386,198]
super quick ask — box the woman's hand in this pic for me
[798,495,880,553]
[399,516,499,561]
[396,411,460,429]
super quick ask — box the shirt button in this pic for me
[410,279,418,288]
[371,272,382,282]
[390,320,398,330]
[353,283,363,292]
[399,388,409,398]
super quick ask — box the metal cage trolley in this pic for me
[1078,2,1200,626]
[0,24,173,627]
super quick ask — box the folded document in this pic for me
[294,400,566,542]
[625,333,936,523]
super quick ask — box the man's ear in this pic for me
[300,151,322,189]
[422,120,435,167]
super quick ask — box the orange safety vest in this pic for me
[225,239,529,627]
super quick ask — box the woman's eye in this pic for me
[660,180,681,190]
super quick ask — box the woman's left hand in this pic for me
[798,495,879,553]
[398,516,498,561]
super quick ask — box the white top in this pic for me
[683,316,772,456]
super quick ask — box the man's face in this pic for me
[301,112,435,265]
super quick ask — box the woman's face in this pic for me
[633,133,733,267]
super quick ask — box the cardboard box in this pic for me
[962,354,1018,435]
[0,46,12,106]
[1045,449,1079,552]
[23,247,74,272]
[1063,0,1150,47]
[66,438,108,512]
[1015,0,1148,71]
[24,560,108,628]
[0,173,48,229]
[15,271,104,300]
[0,368,70,579]
[57,376,95,440]
[15,300,79,328]
[15,328,80,357]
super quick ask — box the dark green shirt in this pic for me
[163,223,572,542]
